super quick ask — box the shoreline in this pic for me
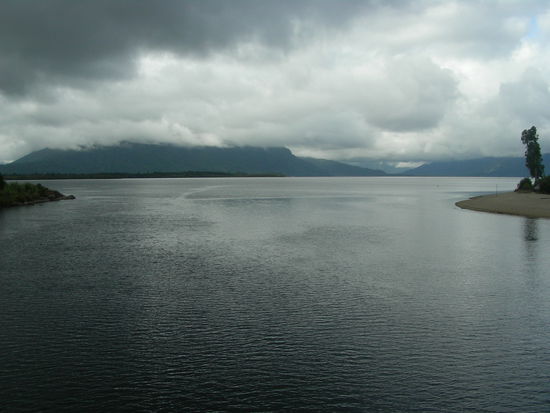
[2,172,285,180]
[456,192,550,219]
[3,193,75,208]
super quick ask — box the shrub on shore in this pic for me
[516,177,534,192]
[516,175,550,194]
[539,176,550,194]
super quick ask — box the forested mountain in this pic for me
[0,143,385,177]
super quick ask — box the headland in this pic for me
[0,181,75,208]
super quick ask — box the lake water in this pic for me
[1,177,549,412]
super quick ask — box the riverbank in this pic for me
[456,191,550,218]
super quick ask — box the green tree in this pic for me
[521,126,545,183]
[0,173,5,191]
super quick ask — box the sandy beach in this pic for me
[456,192,550,219]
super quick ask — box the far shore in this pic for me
[456,191,550,219]
[1,172,285,180]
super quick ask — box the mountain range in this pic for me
[0,143,385,177]
[406,154,550,177]
[1,142,547,178]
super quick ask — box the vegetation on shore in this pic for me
[518,175,550,194]
[518,126,549,194]
[0,173,73,207]
[521,126,545,184]
[516,177,534,192]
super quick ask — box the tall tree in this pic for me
[521,126,545,183]
[0,173,5,191]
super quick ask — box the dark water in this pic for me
[1,177,549,412]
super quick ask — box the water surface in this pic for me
[1,177,549,412]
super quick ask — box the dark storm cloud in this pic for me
[0,0,378,95]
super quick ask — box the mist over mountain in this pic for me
[0,143,385,177]
[405,154,550,177]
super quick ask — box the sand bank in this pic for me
[456,192,550,219]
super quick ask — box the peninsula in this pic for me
[0,175,74,208]
[456,192,550,219]
[456,126,550,219]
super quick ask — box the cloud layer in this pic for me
[1,0,550,164]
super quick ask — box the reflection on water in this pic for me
[1,177,549,412]
[524,218,538,242]
[523,218,539,265]
[522,218,541,291]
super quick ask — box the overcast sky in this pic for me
[1,0,550,165]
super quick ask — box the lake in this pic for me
[1,177,549,412]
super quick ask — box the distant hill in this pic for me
[0,143,386,177]
[298,157,387,176]
[406,154,550,177]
